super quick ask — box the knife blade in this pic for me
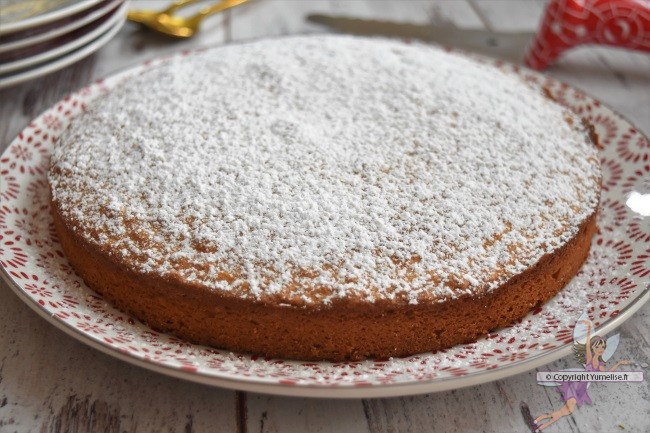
[307,14,535,63]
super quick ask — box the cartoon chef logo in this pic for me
[526,312,634,432]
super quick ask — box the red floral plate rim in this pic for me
[0,44,648,398]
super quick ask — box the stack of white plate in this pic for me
[0,0,128,89]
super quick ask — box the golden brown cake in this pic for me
[48,36,601,361]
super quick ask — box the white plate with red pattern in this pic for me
[0,48,648,398]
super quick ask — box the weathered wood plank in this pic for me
[228,0,485,42]
[245,393,370,433]
[468,0,545,31]
[427,0,485,28]
[94,3,227,77]
[227,0,335,40]
[0,56,96,149]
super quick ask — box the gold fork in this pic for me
[128,0,249,38]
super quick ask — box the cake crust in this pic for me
[51,202,596,361]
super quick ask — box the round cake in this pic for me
[48,35,601,361]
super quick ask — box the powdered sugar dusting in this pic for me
[48,35,601,305]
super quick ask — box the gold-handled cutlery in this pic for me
[128,0,249,38]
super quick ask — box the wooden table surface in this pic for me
[1,1,648,432]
